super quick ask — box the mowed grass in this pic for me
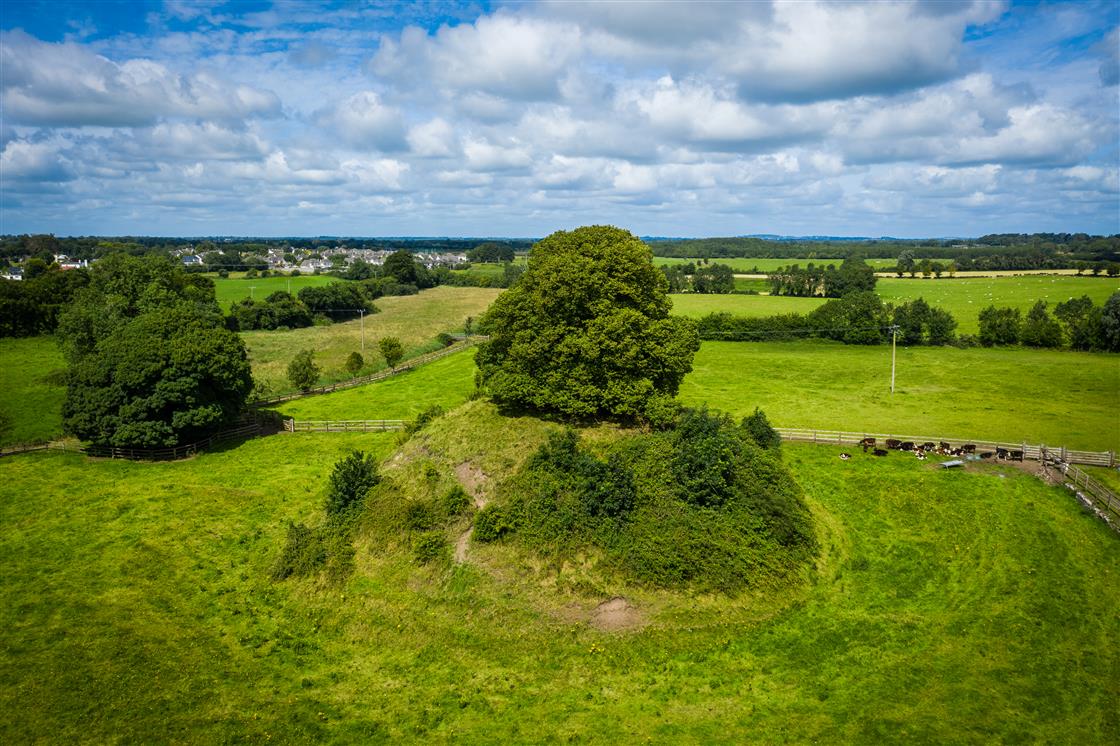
[681,341,1120,451]
[654,256,901,272]
[0,336,66,446]
[670,293,826,318]
[877,276,1120,334]
[1,433,1116,742]
[668,275,1119,334]
[211,273,336,310]
[277,347,478,421]
[242,286,500,394]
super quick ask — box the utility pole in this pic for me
[359,309,365,354]
[890,324,898,394]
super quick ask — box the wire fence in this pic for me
[284,419,404,433]
[0,421,268,462]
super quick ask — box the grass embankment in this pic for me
[681,341,1120,451]
[670,276,1119,334]
[0,336,66,446]
[211,273,335,310]
[1,425,1116,742]
[243,286,500,394]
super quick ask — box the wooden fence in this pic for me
[776,427,1120,533]
[251,338,478,408]
[285,419,404,433]
[0,421,266,462]
[774,427,1116,467]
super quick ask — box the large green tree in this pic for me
[62,304,252,447]
[475,225,699,419]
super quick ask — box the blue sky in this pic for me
[1,0,1117,237]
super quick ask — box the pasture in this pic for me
[277,347,478,421]
[680,341,1120,451]
[654,256,901,272]
[668,275,1119,334]
[0,336,65,447]
[242,286,500,394]
[211,273,335,309]
[876,276,1119,334]
[1,434,1116,742]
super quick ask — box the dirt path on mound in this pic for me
[453,461,490,563]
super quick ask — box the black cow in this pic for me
[996,447,1009,460]
[886,439,902,450]
[859,437,876,448]
[962,444,976,454]
[1010,450,1024,462]
[873,449,888,457]
[979,452,994,459]
[922,442,936,451]
[901,441,915,451]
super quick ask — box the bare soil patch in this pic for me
[454,461,490,507]
[590,597,645,632]
[454,527,472,563]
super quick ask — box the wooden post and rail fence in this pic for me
[773,427,1119,531]
[250,337,480,408]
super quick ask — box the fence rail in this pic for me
[776,427,1119,533]
[251,338,479,408]
[0,421,267,462]
[774,428,1116,467]
[285,419,404,433]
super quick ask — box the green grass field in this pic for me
[655,257,901,272]
[212,273,336,309]
[1,430,1116,742]
[681,341,1120,451]
[243,286,500,394]
[277,348,478,421]
[877,276,1120,334]
[0,337,66,446]
[668,275,1119,334]
[669,293,826,318]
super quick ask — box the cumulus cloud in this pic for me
[371,15,582,101]
[316,91,406,151]
[0,139,73,182]
[407,118,457,157]
[0,30,281,127]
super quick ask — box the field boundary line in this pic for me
[776,426,1119,532]
[250,337,481,408]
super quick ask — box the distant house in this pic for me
[59,258,89,270]
[181,255,204,268]
[1,267,23,281]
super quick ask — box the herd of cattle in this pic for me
[838,437,1026,462]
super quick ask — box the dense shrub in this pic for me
[271,522,326,580]
[1020,301,1063,348]
[413,531,449,564]
[379,336,404,369]
[473,505,514,542]
[402,404,445,439]
[742,408,781,451]
[325,450,380,517]
[443,485,472,516]
[345,351,364,375]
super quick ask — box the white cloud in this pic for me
[462,137,533,171]
[0,30,281,126]
[317,91,406,151]
[371,15,581,101]
[0,139,73,182]
[407,118,456,157]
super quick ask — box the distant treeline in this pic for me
[696,291,1120,351]
[0,249,522,338]
[0,234,532,264]
[652,233,1120,268]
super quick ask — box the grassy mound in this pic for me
[363,401,818,596]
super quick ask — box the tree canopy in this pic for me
[475,225,699,419]
[62,304,252,447]
[58,254,252,447]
